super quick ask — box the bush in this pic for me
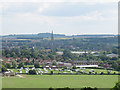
[81,87,97,90]
[89,72,91,75]
[50,71,53,75]
[107,71,110,75]
[95,72,97,75]
[64,67,67,70]
[72,65,77,69]
[100,72,103,75]
[112,82,120,90]
[29,70,36,75]
[113,72,116,75]
[54,87,74,90]
[49,88,54,90]
[18,63,24,68]
[5,63,11,68]
[2,65,7,72]
[34,63,40,68]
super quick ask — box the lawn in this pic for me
[2,75,118,88]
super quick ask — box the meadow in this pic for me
[2,75,118,88]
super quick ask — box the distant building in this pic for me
[72,60,99,67]
[75,65,98,68]
[51,31,54,50]
[103,63,112,69]
[56,62,72,67]
[56,51,97,55]
[56,52,63,55]
[106,54,118,58]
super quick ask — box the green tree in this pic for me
[62,49,72,60]
[12,61,17,68]
[48,54,54,60]
[24,61,30,65]
[5,63,11,68]
[72,65,77,69]
[6,54,10,58]
[18,63,24,68]
[112,48,118,54]
[29,69,36,75]
[52,60,57,65]
[34,62,40,68]
[11,52,16,57]
[2,65,7,72]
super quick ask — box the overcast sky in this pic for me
[0,0,118,35]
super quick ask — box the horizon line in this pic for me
[0,33,118,36]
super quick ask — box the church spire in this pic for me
[51,30,54,50]
[51,30,54,41]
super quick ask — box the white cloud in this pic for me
[37,3,51,13]
[0,0,119,3]
[0,0,118,15]
[1,0,118,35]
[14,8,116,27]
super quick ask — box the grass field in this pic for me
[2,75,118,88]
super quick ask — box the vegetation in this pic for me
[18,63,24,68]
[112,82,120,90]
[34,62,40,68]
[1,34,119,89]
[1,65,7,72]
[29,70,36,75]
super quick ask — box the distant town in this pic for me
[1,32,119,71]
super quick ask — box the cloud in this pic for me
[1,1,118,35]
[0,0,118,16]
[0,0,119,3]
[0,0,118,12]
[37,3,51,13]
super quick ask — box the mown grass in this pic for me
[2,75,118,88]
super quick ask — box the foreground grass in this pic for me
[2,75,118,88]
[0,75,2,90]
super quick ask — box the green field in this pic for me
[2,75,118,88]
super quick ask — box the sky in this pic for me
[0,0,118,35]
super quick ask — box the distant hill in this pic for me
[38,33,66,38]
[2,33,117,39]
[71,34,116,37]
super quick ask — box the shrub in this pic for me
[72,65,77,69]
[18,63,24,68]
[64,67,67,70]
[29,70,36,75]
[112,82,120,90]
[81,87,97,90]
[50,71,53,75]
[34,63,40,68]
[113,72,116,75]
[100,72,103,75]
[49,87,54,90]
[2,65,7,72]
[89,72,91,75]
[107,71,110,75]
[5,63,11,68]
[95,72,97,75]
